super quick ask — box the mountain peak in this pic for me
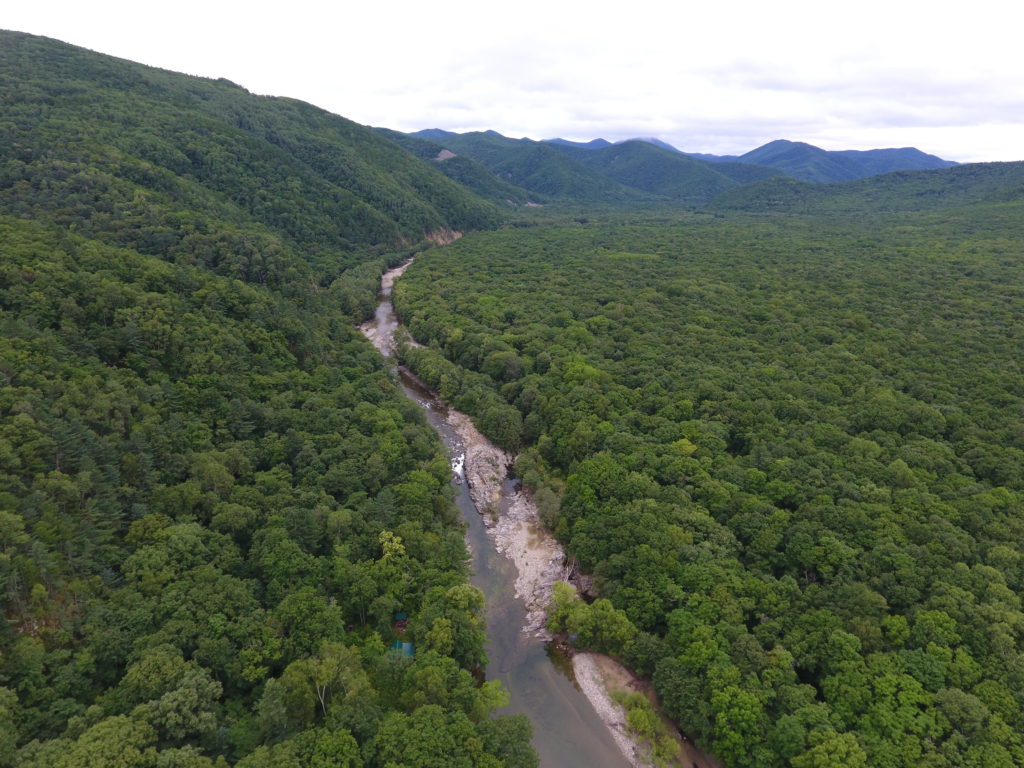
[739,140,955,183]
[545,137,613,150]
[621,137,683,154]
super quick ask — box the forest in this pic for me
[0,31,532,768]
[393,202,1024,767]
[4,27,1024,768]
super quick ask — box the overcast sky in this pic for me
[6,1,1022,162]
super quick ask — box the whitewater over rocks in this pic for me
[446,411,567,638]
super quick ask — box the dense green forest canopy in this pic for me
[0,31,534,768]
[548,140,778,206]
[393,200,1024,768]
[5,26,1024,768]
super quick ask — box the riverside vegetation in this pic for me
[4,27,1024,768]
[393,203,1024,768]
[0,31,532,768]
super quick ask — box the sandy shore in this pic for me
[573,653,724,768]
[573,653,653,768]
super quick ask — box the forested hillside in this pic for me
[0,31,501,279]
[0,32,533,768]
[549,141,781,206]
[412,131,654,203]
[374,129,537,206]
[393,199,1024,767]
[729,141,957,184]
[5,26,1024,768]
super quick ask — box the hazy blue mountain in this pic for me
[409,127,462,142]
[737,140,869,183]
[683,151,741,162]
[545,136,682,153]
[623,137,684,154]
[736,139,957,183]
[402,127,961,205]
[832,146,959,176]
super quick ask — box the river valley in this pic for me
[360,256,720,768]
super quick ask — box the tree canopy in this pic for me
[395,201,1024,767]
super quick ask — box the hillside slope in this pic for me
[376,127,538,204]
[410,130,654,203]
[0,32,535,768]
[554,140,783,205]
[0,31,501,284]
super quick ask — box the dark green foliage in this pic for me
[400,130,956,209]
[407,131,657,203]
[552,140,749,205]
[374,129,536,205]
[0,212,530,764]
[394,200,1024,767]
[542,137,614,151]
[710,161,787,185]
[0,32,530,768]
[6,24,1022,768]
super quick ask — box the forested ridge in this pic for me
[394,200,1024,767]
[0,32,534,768]
[0,31,501,279]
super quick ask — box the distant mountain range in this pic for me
[400,130,654,204]
[0,28,998,242]
[404,130,958,195]
[538,135,957,183]
[709,159,1024,214]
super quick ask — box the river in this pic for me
[360,258,629,768]
[361,257,723,768]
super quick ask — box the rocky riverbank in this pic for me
[362,255,718,768]
[446,411,567,638]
